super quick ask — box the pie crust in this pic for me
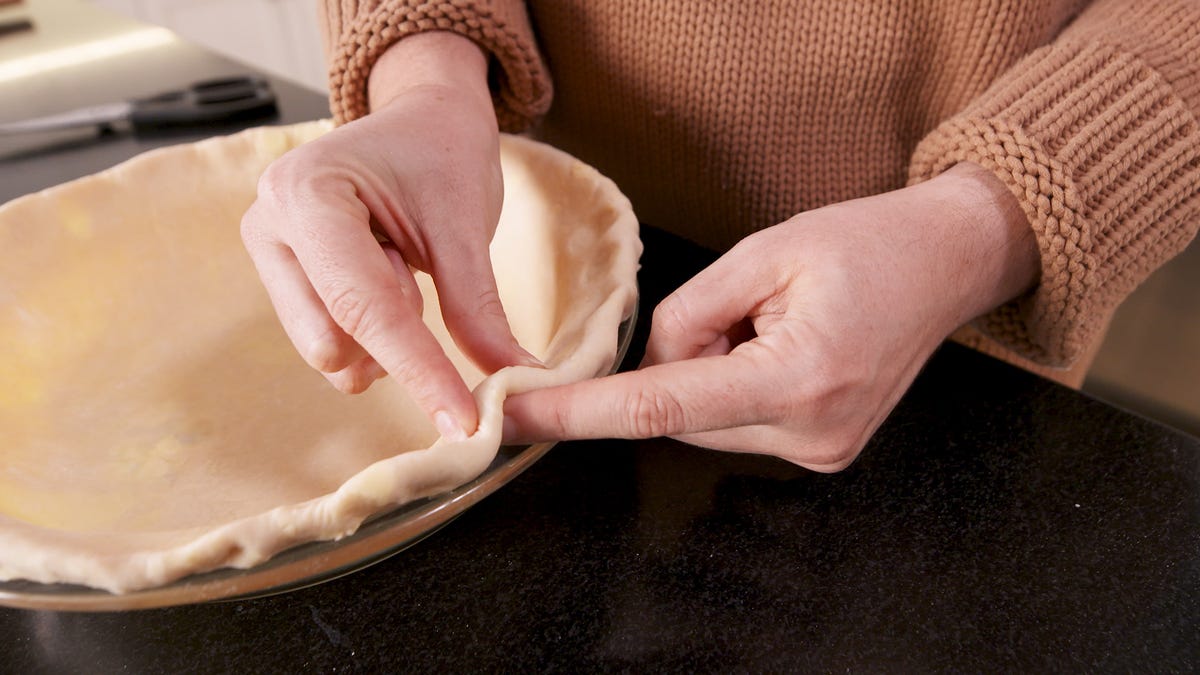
[0,121,639,593]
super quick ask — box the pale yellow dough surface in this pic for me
[0,121,640,593]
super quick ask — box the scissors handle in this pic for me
[128,77,278,130]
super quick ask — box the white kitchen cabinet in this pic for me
[91,0,327,92]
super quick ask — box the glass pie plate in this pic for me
[0,309,636,612]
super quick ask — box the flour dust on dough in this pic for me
[0,121,640,593]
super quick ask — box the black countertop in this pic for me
[2,11,1198,673]
[2,228,1198,672]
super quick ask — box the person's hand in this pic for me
[503,163,1039,470]
[241,33,536,439]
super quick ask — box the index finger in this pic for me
[502,348,781,443]
[285,189,478,436]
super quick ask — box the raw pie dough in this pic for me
[0,121,640,593]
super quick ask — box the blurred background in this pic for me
[3,0,1197,437]
[90,0,327,92]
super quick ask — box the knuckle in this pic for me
[728,230,770,260]
[303,329,349,373]
[473,286,507,320]
[650,297,691,341]
[239,204,268,249]
[254,152,345,227]
[326,369,371,395]
[325,371,354,395]
[480,287,506,315]
[379,355,430,397]
[549,399,577,437]
[256,152,314,204]
[243,153,325,244]
[625,389,687,438]
[325,286,375,339]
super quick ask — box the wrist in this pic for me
[917,162,1040,331]
[367,32,492,113]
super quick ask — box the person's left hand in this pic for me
[502,163,1039,471]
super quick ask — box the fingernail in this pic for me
[516,345,546,368]
[434,410,468,442]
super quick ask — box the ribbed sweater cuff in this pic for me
[910,42,1200,367]
[326,0,552,131]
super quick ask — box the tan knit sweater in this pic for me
[318,0,1200,384]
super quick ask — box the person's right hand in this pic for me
[240,33,537,440]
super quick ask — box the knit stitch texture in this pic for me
[320,0,1199,381]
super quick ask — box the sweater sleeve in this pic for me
[317,0,552,131]
[908,0,1200,368]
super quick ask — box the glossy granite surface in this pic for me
[2,224,1197,671]
[1,13,1197,672]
